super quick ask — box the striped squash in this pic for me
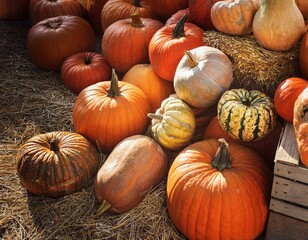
[217,88,276,142]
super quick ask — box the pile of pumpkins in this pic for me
[3,0,308,239]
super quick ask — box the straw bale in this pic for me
[0,21,185,240]
[203,31,301,97]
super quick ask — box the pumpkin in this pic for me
[148,15,205,81]
[252,0,305,51]
[27,15,96,71]
[203,115,283,169]
[0,0,30,20]
[174,46,233,109]
[16,131,100,198]
[102,12,164,74]
[148,94,196,151]
[217,88,277,142]
[274,77,308,122]
[72,70,151,153]
[296,0,308,19]
[94,135,168,214]
[294,87,308,167]
[29,0,86,25]
[121,64,175,113]
[61,52,112,94]
[299,29,308,80]
[101,0,160,32]
[148,0,188,20]
[188,0,221,30]
[167,138,272,240]
[211,0,261,35]
[87,0,109,33]
[165,8,192,26]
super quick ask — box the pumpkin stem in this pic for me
[84,56,91,65]
[107,69,121,97]
[147,113,163,121]
[130,11,144,28]
[133,0,141,7]
[172,14,187,39]
[96,200,112,216]
[50,139,59,152]
[211,138,232,171]
[185,51,198,68]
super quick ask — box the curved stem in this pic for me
[50,139,59,152]
[172,14,187,39]
[211,138,232,171]
[130,11,144,28]
[107,69,121,97]
[147,113,163,121]
[185,51,198,68]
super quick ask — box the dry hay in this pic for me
[203,31,301,97]
[0,20,185,240]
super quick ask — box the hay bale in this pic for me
[203,31,300,97]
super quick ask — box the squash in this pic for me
[167,138,272,240]
[27,15,96,71]
[174,46,233,109]
[0,0,30,20]
[293,87,308,167]
[148,94,196,151]
[94,135,168,214]
[16,131,100,197]
[217,88,277,142]
[148,15,205,81]
[61,52,112,94]
[252,0,305,51]
[102,12,164,73]
[211,0,261,35]
[72,70,151,153]
[274,77,308,122]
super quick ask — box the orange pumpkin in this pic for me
[72,70,151,153]
[167,138,272,240]
[165,8,192,26]
[0,0,30,20]
[148,15,205,81]
[274,77,308,122]
[148,0,188,20]
[87,0,108,33]
[296,0,308,19]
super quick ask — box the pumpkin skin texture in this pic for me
[217,88,277,142]
[148,94,196,151]
[61,52,112,94]
[122,64,175,113]
[27,15,96,71]
[274,77,308,123]
[203,115,283,169]
[148,0,188,20]
[87,0,109,33]
[72,70,151,153]
[29,0,86,25]
[299,30,308,80]
[149,15,205,81]
[16,131,100,198]
[94,135,168,214]
[252,0,305,51]
[102,13,164,74]
[167,138,272,240]
[165,8,192,26]
[174,46,233,109]
[211,0,261,35]
[296,0,308,19]
[0,0,30,20]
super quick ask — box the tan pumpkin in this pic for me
[211,0,261,35]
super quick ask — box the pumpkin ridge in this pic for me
[239,107,248,141]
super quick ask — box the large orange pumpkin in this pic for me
[72,70,151,153]
[148,15,205,81]
[0,0,30,20]
[27,15,96,71]
[167,138,272,240]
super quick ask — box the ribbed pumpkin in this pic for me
[211,0,261,35]
[217,88,277,142]
[148,15,205,81]
[16,131,100,198]
[0,0,30,20]
[87,0,109,33]
[102,12,164,74]
[148,94,196,151]
[148,0,188,20]
[94,135,168,214]
[61,52,112,94]
[174,46,233,108]
[72,70,151,153]
[167,138,272,240]
[101,0,160,32]
[27,15,96,71]
[29,0,86,25]
[165,8,192,26]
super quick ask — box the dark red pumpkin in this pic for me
[165,8,192,26]
[87,0,109,33]
[0,0,30,20]
[148,0,188,20]
[61,52,112,94]
[27,15,96,71]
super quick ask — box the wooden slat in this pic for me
[271,175,308,207]
[274,161,308,183]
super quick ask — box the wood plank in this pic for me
[274,161,308,184]
[271,176,308,208]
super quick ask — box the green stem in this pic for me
[172,14,187,39]
[211,138,232,171]
[107,69,121,97]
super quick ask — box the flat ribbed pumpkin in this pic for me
[217,88,276,142]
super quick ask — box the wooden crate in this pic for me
[265,122,308,239]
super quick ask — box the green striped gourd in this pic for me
[217,88,276,142]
